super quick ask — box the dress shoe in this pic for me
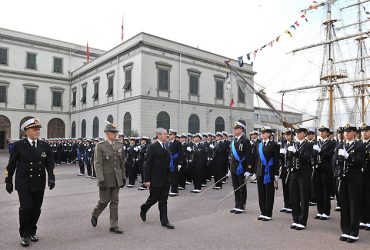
[280,208,287,213]
[109,227,123,234]
[21,237,30,247]
[365,224,370,231]
[178,187,185,190]
[320,214,330,220]
[295,224,306,230]
[285,209,292,214]
[359,223,365,229]
[346,235,359,243]
[257,215,264,220]
[314,214,322,220]
[339,235,348,241]
[30,234,38,242]
[234,209,244,214]
[262,216,272,221]
[162,222,175,229]
[334,206,341,211]
[91,215,98,227]
[230,208,236,213]
[290,223,297,229]
[140,209,146,222]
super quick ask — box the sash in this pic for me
[77,149,81,161]
[170,152,180,173]
[231,140,246,176]
[258,142,274,184]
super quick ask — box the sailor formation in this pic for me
[6,121,370,244]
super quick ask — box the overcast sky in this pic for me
[1,0,368,126]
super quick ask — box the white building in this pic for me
[0,27,301,149]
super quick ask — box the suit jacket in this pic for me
[254,140,280,178]
[313,139,336,169]
[168,139,182,167]
[230,135,253,174]
[291,140,313,171]
[143,141,171,188]
[94,140,126,187]
[5,138,55,191]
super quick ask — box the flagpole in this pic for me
[121,15,124,43]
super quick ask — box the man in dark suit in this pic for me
[229,121,253,214]
[254,126,279,221]
[5,118,55,247]
[140,128,174,229]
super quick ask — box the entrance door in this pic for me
[0,131,5,149]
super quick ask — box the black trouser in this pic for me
[192,164,202,190]
[78,160,85,174]
[86,161,92,176]
[139,162,144,183]
[281,169,291,209]
[17,188,45,238]
[141,184,170,225]
[214,163,224,188]
[314,166,332,215]
[257,176,275,217]
[202,159,207,185]
[92,161,96,178]
[361,173,370,224]
[334,173,341,208]
[178,164,186,188]
[231,173,246,210]
[170,169,179,193]
[127,161,136,185]
[290,169,311,226]
[339,173,363,237]
[222,159,229,182]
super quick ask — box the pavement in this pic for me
[0,150,369,250]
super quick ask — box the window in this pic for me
[189,75,199,95]
[53,57,63,73]
[25,88,36,105]
[81,86,86,104]
[238,85,245,103]
[215,79,224,99]
[106,72,114,96]
[156,111,170,131]
[52,91,62,107]
[93,117,99,138]
[158,69,169,91]
[0,86,6,103]
[123,112,132,136]
[188,114,200,134]
[92,79,99,100]
[107,115,113,123]
[71,121,76,138]
[0,47,8,65]
[71,90,76,107]
[215,117,225,133]
[26,52,37,69]
[81,119,86,138]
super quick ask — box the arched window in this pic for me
[93,117,99,138]
[71,121,76,138]
[123,112,132,136]
[156,111,170,131]
[107,114,113,123]
[47,118,65,138]
[215,117,225,133]
[81,119,86,138]
[188,114,200,134]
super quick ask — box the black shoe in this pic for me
[140,209,146,222]
[346,238,356,243]
[280,208,287,213]
[162,222,175,229]
[230,209,236,213]
[234,210,244,214]
[339,236,347,241]
[109,227,123,234]
[30,234,38,242]
[257,216,264,221]
[290,224,297,230]
[359,224,365,230]
[91,215,98,227]
[314,215,321,220]
[21,237,30,247]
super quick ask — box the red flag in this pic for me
[230,98,235,107]
[121,16,124,42]
[86,42,90,63]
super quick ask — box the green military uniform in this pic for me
[91,123,126,232]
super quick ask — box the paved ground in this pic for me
[0,150,369,250]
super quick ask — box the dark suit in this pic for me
[213,141,228,188]
[168,139,182,193]
[230,134,252,210]
[254,140,279,217]
[191,143,206,190]
[5,138,55,237]
[141,141,171,225]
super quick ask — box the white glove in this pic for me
[227,170,231,177]
[210,144,215,149]
[287,146,296,153]
[134,147,139,152]
[244,172,251,178]
[178,165,182,170]
[313,145,321,153]
[280,148,287,155]
[338,149,349,159]
[187,146,192,152]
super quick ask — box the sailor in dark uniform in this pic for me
[360,123,370,231]
[213,132,227,189]
[138,136,149,190]
[168,129,182,196]
[178,134,188,190]
[312,125,336,220]
[254,126,279,221]
[288,127,313,231]
[190,133,206,193]
[4,118,55,247]
[229,122,252,214]
[334,127,345,211]
[335,124,365,243]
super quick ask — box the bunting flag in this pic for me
[225,72,231,92]
[230,98,235,108]
[86,42,90,64]
[121,15,124,42]
[235,1,322,66]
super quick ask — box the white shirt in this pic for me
[363,139,369,143]
[27,138,37,148]
[157,140,165,148]
[345,140,354,145]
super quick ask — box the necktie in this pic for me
[263,142,267,147]
[32,141,36,149]
[346,143,349,150]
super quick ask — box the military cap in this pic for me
[187,133,193,138]
[307,128,316,135]
[343,123,357,132]
[169,129,177,135]
[249,131,259,135]
[295,127,308,133]
[194,133,203,139]
[260,126,273,134]
[233,121,246,130]
[104,122,119,133]
[21,118,42,132]
[360,123,370,131]
[318,125,330,133]
[141,136,150,140]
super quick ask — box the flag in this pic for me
[260,44,267,51]
[225,73,231,92]
[86,42,90,63]
[230,98,235,107]
[295,21,300,27]
[121,15,124,42]
[268,41,274,47]
[246,53,251,60]
[253,49,258,59]
[290,24,296,30]
[276,36,281,42]
[301,14,308,22]
[285,30,293,37]
[238,56,244,67]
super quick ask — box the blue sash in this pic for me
[231,140,246,176]
[258,142,274,184]
[77,149,81,161]
[170,152,180,173]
